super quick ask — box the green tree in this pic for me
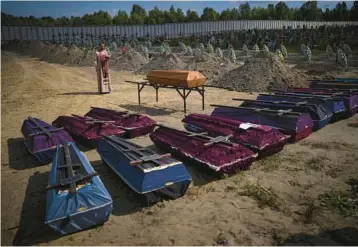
[201,7,218,21]
[219,9,232,20]
[130,4,146,24]
[176,8,185,22]
[113,10,129,24]
[298,1,323,21]
[351,1,358,21]
[239,2,251,19]
[131,13,145,24]
[147,6,164,24]
[131,4,146,17]
[275,1,289,20]
[333,2,349,21]
[267,4,275,20]
[186,9,200,22]
[230,8,240,20]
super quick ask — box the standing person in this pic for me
[95,43,112,94]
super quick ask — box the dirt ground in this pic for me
[1,51,358,246]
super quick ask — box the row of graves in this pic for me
[20,71,358,236]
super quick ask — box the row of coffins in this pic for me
[21,107,293,235]
[21,108,161,235]
[20,78,358,236]
[22,107,157,164]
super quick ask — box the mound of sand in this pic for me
[40,44,57,61]
[77,49,96,67]
[137,53,186,74]
[112,49,148,71]
[186,53,234,82]
[293,61,342,80]
[55,44,84,65]
[28,40,46,55]
[211,56,309,91]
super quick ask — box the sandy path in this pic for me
[1,53,358,245]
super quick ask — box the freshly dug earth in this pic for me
[137,53,186,74]
[112,49,148,71]
[293,61,345,80]
[211,56,309,91]
[5,41,88,66]
[186,53,234,82]
[53,44,84,65]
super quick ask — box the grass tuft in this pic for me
[258,154,282,172]
[301,141,355,151]
[318,178,358,217]
[305,157,327,171]
[240,181,281,210]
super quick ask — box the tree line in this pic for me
[2,1,358,26]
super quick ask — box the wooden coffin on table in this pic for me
[146,70,206,88]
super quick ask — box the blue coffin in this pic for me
[279,91,358,118]
[335,78,358,83]
[240,99,333,131]
[97,136,192,206]
[45,142,113,235]
[257,94,346,121]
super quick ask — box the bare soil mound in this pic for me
[137,53,186,74]
[293,61,341,80]
[186,53,234,82]
[40,44,58,62]
[211,56,309,91]
[113,49,148,71]
[77,49,96,67]
[55,44,84,65]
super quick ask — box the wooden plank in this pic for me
[203,134,233,147]
[28,127,64,137]
[129,153,172,166]
[210,104,302,116]
[272,93,344,101]
[232,98,311,106]
[188,132,208,137]
[63,144,76,194]
[27,117,52,137]
[258,93,331,101]
[46,172,97,191]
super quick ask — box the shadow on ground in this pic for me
[281,227,358,246]
[118,104,177,116]
[347,123,358,128]
[59,92,100,96]
[91,160,148,216]
[12,172,60,246]
[6,138,43,170]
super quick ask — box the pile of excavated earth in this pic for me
[5,41,148,71]
[5,41,323,92]
[210,55,310,91]
[186,53,234,82]
[112,49,148,71]
[136,53,186,74]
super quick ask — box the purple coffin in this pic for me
[149,125,257,174]
[85,107,156,138]
[211,106,314,143]
[21,117,74,164]
[182,113,290,156]
[289,89,358,117]
[52,115,125,147]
